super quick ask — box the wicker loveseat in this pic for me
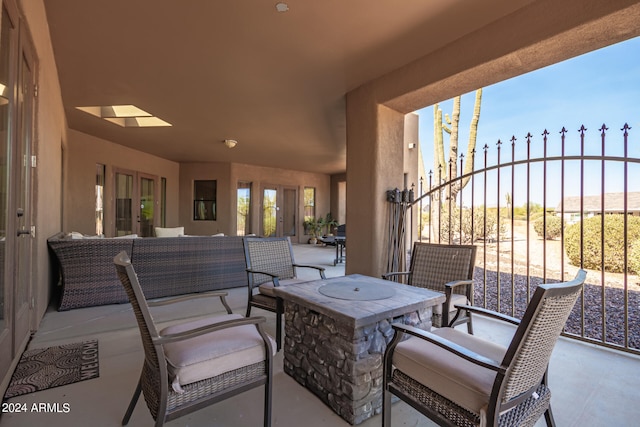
[48,233,247,310]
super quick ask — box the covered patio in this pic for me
[2,244,638,426]
[2,1,640,423]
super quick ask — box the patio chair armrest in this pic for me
[148,290,232,314]
[246,268,282,287]
[246,268,278,278]
[381,271,410,281]
[453,304,521,326]
[444,279,474,301]
[445,279,473,291]
[293,263,326,279]
[155,316,268,345]
[390,323,504,373]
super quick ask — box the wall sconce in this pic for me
[223,139,238,149]
[408,143,416,149]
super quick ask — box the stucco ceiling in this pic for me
[43,0,534,174]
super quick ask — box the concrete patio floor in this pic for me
[1,243,639,426]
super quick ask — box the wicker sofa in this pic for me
[48,233,247,310]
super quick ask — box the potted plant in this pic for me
[322,213,339,236]
[303,217,323,244]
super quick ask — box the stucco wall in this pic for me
[21,0,67,323]
[178,162,329,241]
[63,146,330,240]
[217,162,330,242]
[64,129,180,236]
[404,113,420,243]
[330,173,347,225]
[346,93,406,277]
[179,162,232,236]
[345,0,640,278]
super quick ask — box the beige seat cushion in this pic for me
[393,327,507,415]
[258,278,309,297]
[432,292,468,315]
[161,314,276,392]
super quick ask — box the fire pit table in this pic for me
[273,274,445,425]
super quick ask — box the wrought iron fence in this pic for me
[406,124,639,354]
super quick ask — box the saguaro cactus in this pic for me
[431,88,482,241]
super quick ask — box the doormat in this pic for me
[4,340,99,399]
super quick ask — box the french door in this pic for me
[0,0,37,383]
[113,169,158,237]
[261,185,297,238]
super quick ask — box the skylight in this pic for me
[76,104,172,127]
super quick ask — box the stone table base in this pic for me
[282,299,433,425]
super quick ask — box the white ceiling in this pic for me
[44,0,535,174]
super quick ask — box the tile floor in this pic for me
[1,243,639,426]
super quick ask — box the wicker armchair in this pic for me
[383,242,477,333]
[383,269,586,427]
[243,236,326,350]
[114,251,274,427]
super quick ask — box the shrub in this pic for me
[513,202,543,221]
[565,214,640,273]
[438,206,506,244]
[533,215,564,240]
[629,241,640,275]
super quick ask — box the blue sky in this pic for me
[416,36,640,207]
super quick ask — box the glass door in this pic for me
[139,174,156,237]
[282,187,297,237]
[13,23,36,350]
[0,2,15,377]
[0,0,37,380]
[261,185,297,238]
[114,170,158,237]
[262,187,277,237]
[114,171,134,236]
[237,181,252,236]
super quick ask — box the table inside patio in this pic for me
[273,274,444,425]
[317,235,346,265]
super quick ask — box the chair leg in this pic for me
[154,415,166,427]
[544,404,556,427]
[122,379,142,426]
[382,385,392,427]
[441,303,449,329]
[276,314,282,351]
[264,373,272,427]
[276,297,283,351]
[467,312,474,335]
[246,303,252,318]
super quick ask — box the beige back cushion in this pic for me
[155,227,184,237]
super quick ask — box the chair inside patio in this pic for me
[0,245,637,427]
[383,269,587,427]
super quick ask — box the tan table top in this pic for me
[273,274,445,328]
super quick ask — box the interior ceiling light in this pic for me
[76,104,172,127]
[275,2,289,12]
[224,139,238,148]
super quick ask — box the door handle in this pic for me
[17,229,31,236]
[17,208,24,217]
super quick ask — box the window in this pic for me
[194,180,216,221]
[95,164,105,235]
[237,182,251,236]
[304,187,315,221]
